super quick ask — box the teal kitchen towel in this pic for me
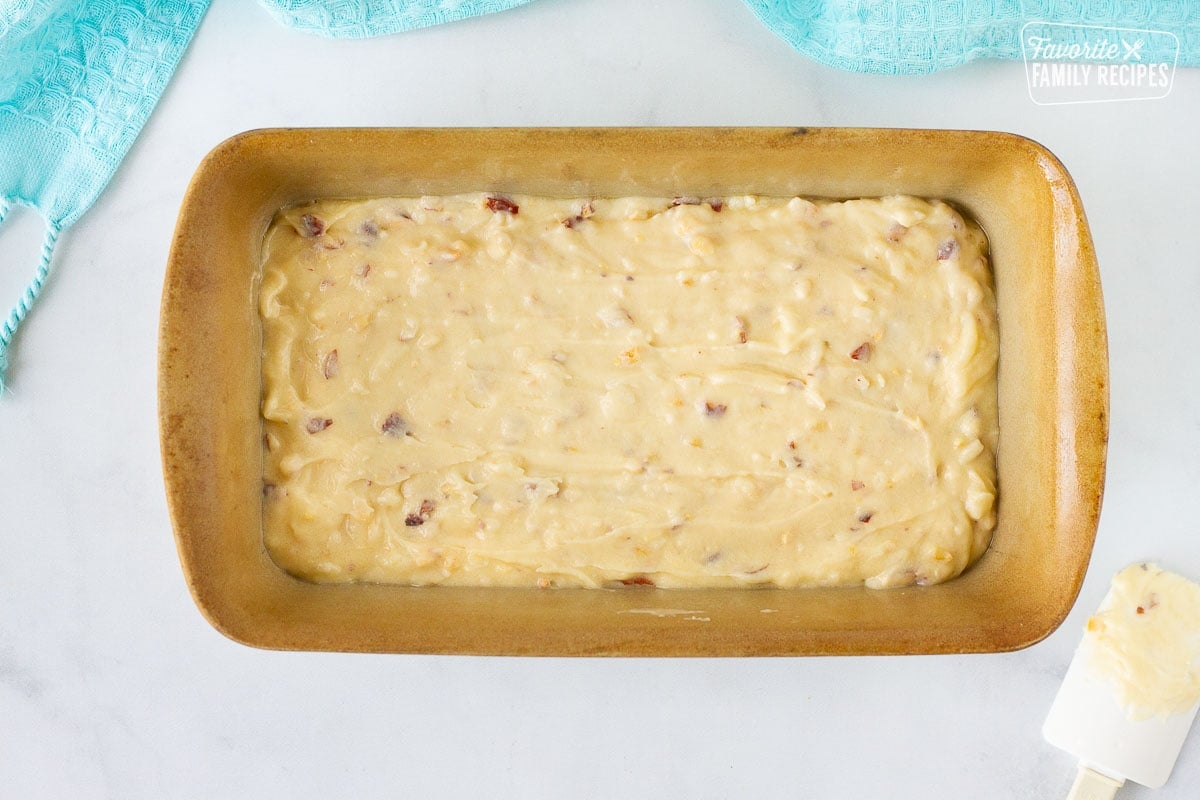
[1,0,1197,391]
[743,1,1199,75]
[259,0,539,38]
[265,0,1199,73]
[0,0,208,390]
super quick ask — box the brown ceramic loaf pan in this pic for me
[159,128,1107,655]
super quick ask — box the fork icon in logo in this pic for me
[1122,38,1145,60]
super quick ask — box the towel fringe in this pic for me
[0,212,62,393]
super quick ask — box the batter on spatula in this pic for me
[1044,563,1200,795]
[1086,563,1200,719]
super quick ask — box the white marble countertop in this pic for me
[2,1,1198,797]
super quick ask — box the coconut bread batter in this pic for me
[1085,563,1200,719]
[259,193,998,588]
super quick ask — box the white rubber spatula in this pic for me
[1044,563,1200,798]
[1044,644,1199,795]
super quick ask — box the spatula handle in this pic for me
[1067,765,1124,800]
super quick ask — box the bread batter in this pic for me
[259,193,998,588]
[1086,563,1200,718]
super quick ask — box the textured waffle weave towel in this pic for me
[260,0,537,37]
[0,0,208,390]
[743,1,1199,74]
[1,0,1198,390]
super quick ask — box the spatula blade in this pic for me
[1044,644,1198,788]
